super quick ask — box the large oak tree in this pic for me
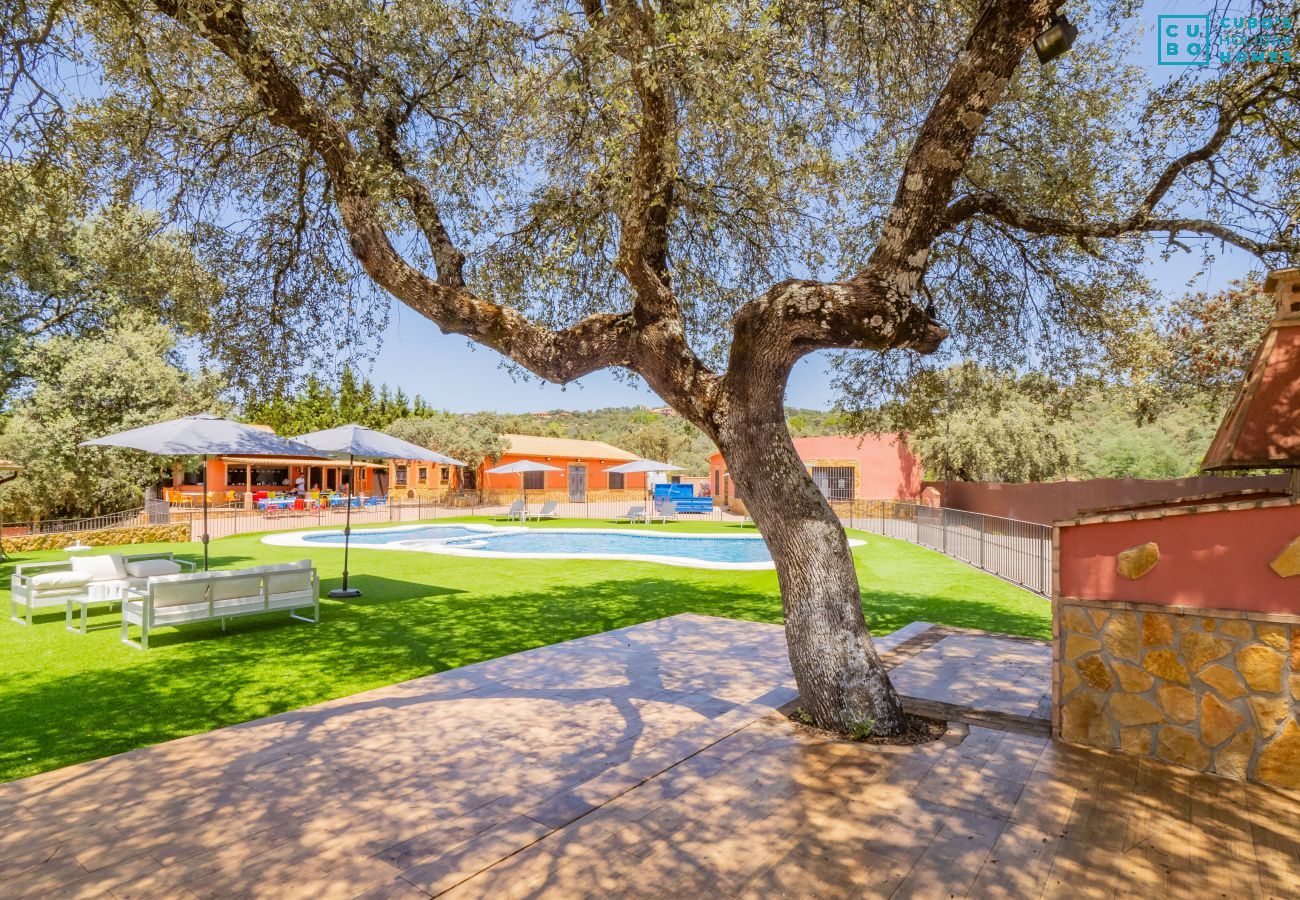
[3,0,1296,731]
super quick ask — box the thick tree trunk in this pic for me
[717,402,907,736]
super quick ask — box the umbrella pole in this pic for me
[0,472,13,561]
[0,478,9,562]
[329,453,361,599]
[202,454,210,571]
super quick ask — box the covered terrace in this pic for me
[167,456,390,508]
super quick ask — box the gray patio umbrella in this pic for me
[605,458,685,519]
[485,459,563,508]
[294,424,465,599]
[81,414,327,570]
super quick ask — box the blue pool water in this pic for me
[451,530,772,563]
[309,525,485,545]
[301,524,774,565]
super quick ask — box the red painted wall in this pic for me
[791,434,922,499]
[707,433,921,501]
[1057,502,1300,614]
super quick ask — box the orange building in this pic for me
[171,454,386,507]
[160,425,385,506]
[708,433,922,513]
[389,434,646,502]
[479,434,644,501]
[169,430,649,505]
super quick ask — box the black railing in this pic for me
[834,500,1052,597]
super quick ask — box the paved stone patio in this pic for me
[2,613,1296,897]
[885,626,1054,735]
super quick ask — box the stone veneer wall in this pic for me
[1054,597,1300,788]
[2,522,192,552]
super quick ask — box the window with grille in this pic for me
[395,466,408,486]
[609,472,625,489]
[523,470,545,490]
[440,466,450,484]
[418,467,428,483]
[810,466,854,501]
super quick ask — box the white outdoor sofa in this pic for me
[121,560,320,650]
[9,552,194,625]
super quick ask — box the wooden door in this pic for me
[568,464,587,502]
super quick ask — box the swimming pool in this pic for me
[262,523,865,570]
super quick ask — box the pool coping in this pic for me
[261,523,866,571]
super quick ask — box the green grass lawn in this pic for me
[0,517,1047,783]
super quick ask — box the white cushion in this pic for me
[266,570,314,597]
[30,571,93,590]
[125,559,182,578]
[211,575,263,603]
[246,560,312,575]
[153,579,211,608]
[70,554,129,582]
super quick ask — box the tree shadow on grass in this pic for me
[0,577,760,777]
[316,574,466,605]
[0,567,1048,783]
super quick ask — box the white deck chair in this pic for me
[535,501,559,519]
[650,501,678,523]
[618,505,646,524]
[499,499,526,521]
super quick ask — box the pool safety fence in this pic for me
[832,501,1051,596]
[155,498,732,540]
[23,496,1051,596]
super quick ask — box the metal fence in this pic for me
[4,494,1052,596]
[155,496,737,540]
[835,501,1052,596]
[1,507,148,537]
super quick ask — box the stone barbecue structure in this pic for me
[1051,269,1300,788]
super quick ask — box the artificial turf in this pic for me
[0,517,1048,783]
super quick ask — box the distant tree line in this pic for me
[241,368,436,435]
[855,279,1274,483]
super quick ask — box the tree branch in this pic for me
[375,107,468,288]
[944,191,1299,257]
[570,1,722,425]
[856,0,1055,290]
[604,2,676,309]
[943,72,1300,259]
[150,0,634,384]
[725,0,1052,380]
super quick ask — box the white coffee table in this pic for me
[66,581,127,634]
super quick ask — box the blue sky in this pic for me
[362,0,1268,413]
